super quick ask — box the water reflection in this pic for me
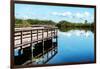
[14,27,94,65]
[31,44,58,65]
[58,30,92,38]
[47,28,94,64]
[14,37,58,65]
[59,27,94,33]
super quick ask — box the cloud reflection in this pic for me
[58,30,90,38]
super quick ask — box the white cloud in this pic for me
[90,16,94,20]
[23,15,29,19]
[51,11,72,17]
[52,12,59,15]
[76,11,90,18]
[84,11,90,17]
[76,13,84,18]
[62,12,72,16]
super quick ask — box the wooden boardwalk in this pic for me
[14,27,58,49]
[14,27,58,65]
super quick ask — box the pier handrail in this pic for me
[14,27,58,49]
[15,27,58,33]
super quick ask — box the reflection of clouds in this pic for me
[66,33,71,37]
[58,31,72,37]
[84,32,90,38]
[58,30,90,38]
[75,30,90,38]
[76,31,81,36]
[76,30,85,36]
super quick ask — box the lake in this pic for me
[14,28,94,65]
[47,29,94,64]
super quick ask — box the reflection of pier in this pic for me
[14,26,58,65]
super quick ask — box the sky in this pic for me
[15,3,95,23]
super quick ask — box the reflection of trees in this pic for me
[56,20,95,33]
[58,27,94,33]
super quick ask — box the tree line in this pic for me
[15,19,55,28]
[15,18,94,28]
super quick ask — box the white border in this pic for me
[0,0,100,69]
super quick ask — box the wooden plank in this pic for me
[14,28,58,49]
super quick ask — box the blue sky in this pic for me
[15,4,94,23]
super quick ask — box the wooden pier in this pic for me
[14,27,58,65]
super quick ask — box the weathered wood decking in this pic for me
[14,27,58,49]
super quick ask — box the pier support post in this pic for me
[42,29,45,63]
[23,46,32,62]
[18,48,22,56]
[30,30,33,62]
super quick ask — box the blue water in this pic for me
[47,30,94,64]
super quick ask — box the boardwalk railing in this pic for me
[14,27,58,65]
[14,28,58,49]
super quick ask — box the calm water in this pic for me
[47,29,94,64]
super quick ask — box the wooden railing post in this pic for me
[56,29,58,36]
[18,31,23,56]
[37,29,38,41]
[30,30,33,62]
[51,28,52,37]
[20,31,23,44]
[31,30,32,45]
[54,28,56,37]
[47,29,48,38]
